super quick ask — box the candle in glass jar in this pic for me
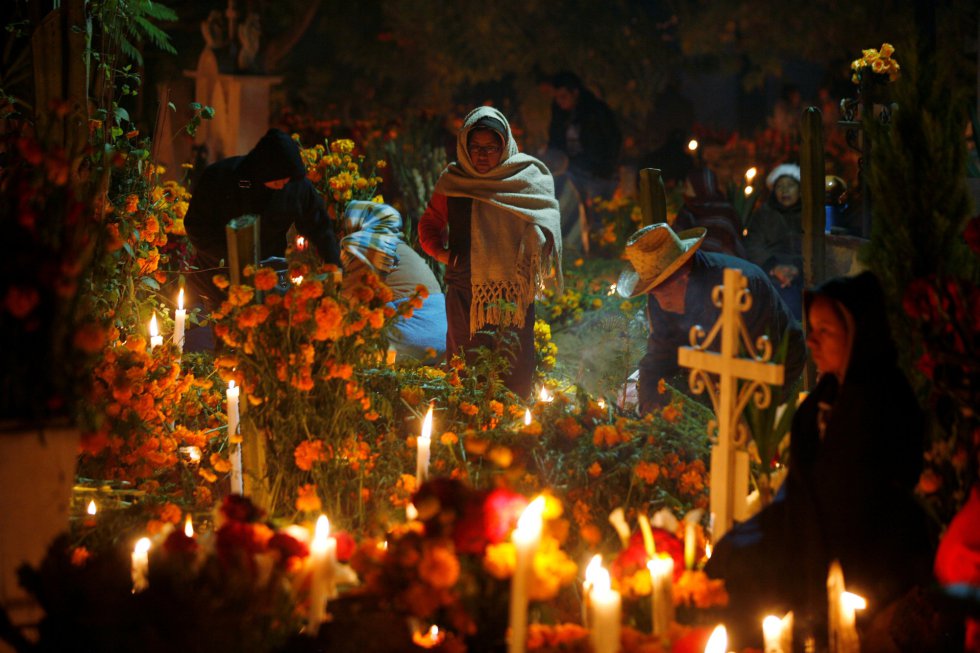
[508,496,545,653]
[173,288,186,353]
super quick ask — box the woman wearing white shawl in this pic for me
[419,106,562,398]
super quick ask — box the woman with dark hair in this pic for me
[418,107,562,398]
[706,272,933,649]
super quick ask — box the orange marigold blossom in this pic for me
[635,461,660,484]
[440,431,458,446]
[227,285,254,307]
[296,484,322,512]
[253,267,279,291]
[588,462,602,478]
[294,439,327,471]
[418,544,460,589]
[662,403,682,423]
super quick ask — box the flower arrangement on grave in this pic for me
[209,261,427,521]
[850,43,901,85]
[297,136,385,229]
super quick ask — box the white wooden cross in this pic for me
[677,268,786,540]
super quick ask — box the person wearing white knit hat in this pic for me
[744,163,804,319]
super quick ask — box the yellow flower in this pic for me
[879,42,895,58]
[483,542,516,579]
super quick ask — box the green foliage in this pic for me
[90,0,177,67]
[861,46,974,371]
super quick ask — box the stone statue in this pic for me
[236,12,262,72]
[201,10,228,50]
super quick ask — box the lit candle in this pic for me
[827,561,863,653]
[684,520,697,570]
[538,387,553,402]
[509,496,545,653]
[227,380,243,495]
[412,625,445,649]
[704,624,727,653]
[588,562,621,653]
[416,403,433,485]
[647,554,675,636]
[295,235,307,251]
[148,313,163,349]
[763,612,793,653]
[308,515,338,634]
[173,288,186,353]
[582,554,602,628]
[524,408,532,426]
[406,503,419,521]
[745,166,757,182]
[87,500,97,516]
[131,537,151,592]
[184,515,194,538]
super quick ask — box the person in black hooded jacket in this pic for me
[705,271,934,649]
[184,128,340,306]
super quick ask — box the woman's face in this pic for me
[806,296,849,379]
[467,129,504,174]
[773,176,800,208]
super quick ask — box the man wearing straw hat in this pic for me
[618,223,805,414]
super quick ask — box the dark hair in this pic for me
[551,71,583,92]
[467,126,504,148]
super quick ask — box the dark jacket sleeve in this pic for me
[743,269,806,397]
[292,180,340,266]
[184,164,230,260]
[637,295,680,411]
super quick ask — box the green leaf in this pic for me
[114,106,130,122]
[167,102,176,112]
[141,277,160,290]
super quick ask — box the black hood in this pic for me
[239,128,305,184]
[804,271,897,382]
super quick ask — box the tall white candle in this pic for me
[508,496,545,653]
[582,554,602,629]
[763,612,793,653]
[588,563,621,653]
[148,313,163,349]
[647,554,674,636]
[827,561,863,653]
[308,515,337,634]
[227,380,243,495]
[173,288,186,353]
[704,624,727,653]
[416,403,433,486]
[684,521,697,570]
[131,537,151,592]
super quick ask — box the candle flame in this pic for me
[584,554,603,588]
[704,624,727,653]
[687,138,699,151]
[420,404,433,441]
[291,275,304,285]
[841,591,866,611]
[229,379,236,391]
[538,386,553,402]
[646,554,673,577]
[296,235,307,251]
[87,499,97,516]
[406,503,419,521]
[704,542,713,559]
[597,398,606,409]
[516,496,546,538]
[177,288,184,311]
[524,408,532,426]
[312,515,330,553]
[607,283,617,296]
[184,515,194,537]
[762,615,782,639]
[134,537,151,555]
[745,166,758,181]
[148,313,159,338]
[411,624,444,648]
[379,540,388,551]
[744,185,754,196]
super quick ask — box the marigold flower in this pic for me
[212,274,230,290]
[555,417,583,439]
[484,542,516,579]
[662,404,681,423]
[294,439,327,471]
[588,462,602,478]
[253,267,279,291]
[296,483,322,512]
[419,544,460,589]
[488,446,513,468]
[635,461,660,484]
[459,402,479,416]
[440,431,458,446]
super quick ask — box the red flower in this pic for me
[612,529,685,581]
[333,531,356,562]
[220,494,265,523]
[267,531,309,563]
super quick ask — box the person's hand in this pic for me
[770,264,800,288]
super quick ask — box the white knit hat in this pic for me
[765,163,801,190]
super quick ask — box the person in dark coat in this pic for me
[617,223,805,414]
[744,163,803,319]
[184,128,341,307]
[705,271,933,649]
[547,71,622,228]
[673,166,747,259]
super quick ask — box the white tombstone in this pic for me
[677,267,785,540]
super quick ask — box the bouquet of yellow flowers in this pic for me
[850,42,900,84]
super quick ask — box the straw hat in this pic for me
[617,224,707,298]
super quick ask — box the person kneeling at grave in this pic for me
[617,222,805,415]
[340,201,446,364]
[704,272,935,650]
